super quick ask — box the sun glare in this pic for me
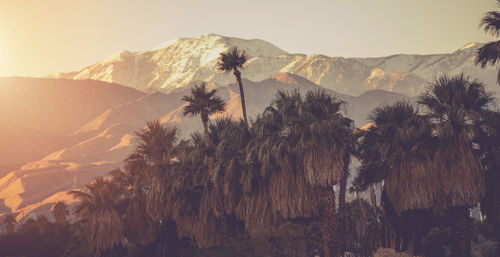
[0,35,4,74]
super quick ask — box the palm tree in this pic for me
[127,121,182,256]
[477,111,500,255]
[476,0,500,84]
[51,201,69,224]
[69,177,125,257]
[217,46,249,124]
[356,101,436,254]
[355,122,390,249]
[182,81,226,160]
[2,214,16,234]
[210,118,252,221]
[176,132,225,248]
[417,74,495,257]
[349,181,368,243]
[130,121,180,220]
[357,75,495,256]
[245,90,354,257]
[110,167,157,247]
[182,82,229,240]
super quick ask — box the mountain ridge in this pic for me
[50,34,499,98]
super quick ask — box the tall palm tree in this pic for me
[476,0,500,84]
[69,177,125,257]
[2,214,16,234]
[51,201,69,224]
[217,46,249,124]
[182,81,226,157]
[182,82,229,239]
[417,74,495,257]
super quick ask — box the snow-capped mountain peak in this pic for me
[67,35,499,97]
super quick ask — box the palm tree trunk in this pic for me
[165,219,179,257]
[321,187,337,257]
[212,185,230,239]
[450,206,472,257]
[202,119,210,148]
[408,227,416,255]
[369,184,381,249]
[233,68,248,125]
[356,191,367,240]
[370,184,377,219]
[337,153,349,255]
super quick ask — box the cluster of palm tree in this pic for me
[67,33,500,257]
[355,75,498,257]
[67,45,358,256]
[70,92,355,256]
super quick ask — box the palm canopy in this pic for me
[415,75,493,211]
[182,81,226,121]
[355,126,389,191]
[133,120,179,171]
[417,74,495,131]
[363,102,438,214]
[480,1,500,37]
[130,121,181,221]
[69,177,125,256]
[476,0,500,83]
[216,46,248,72]
[360,75,494,215]
[209,118,252,214]
[243,89,353,224]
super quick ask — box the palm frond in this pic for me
[216,46,249,72]
[182,81,226,118]
[480,11,500,36]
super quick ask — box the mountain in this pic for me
[0,77,144,171]
[58,34,500,98]
[0,75,409,221]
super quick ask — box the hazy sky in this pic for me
[0,0,498,77]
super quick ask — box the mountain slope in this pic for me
[0,77,145,168]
